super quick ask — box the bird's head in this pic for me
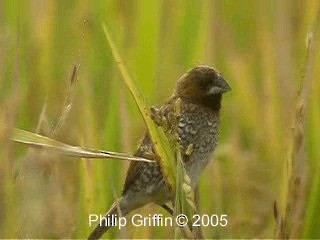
[174,65,231,110]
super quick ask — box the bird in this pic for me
[88,65,231,239]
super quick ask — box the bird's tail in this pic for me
[88,199,127,240]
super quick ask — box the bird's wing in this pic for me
[122,133,154,194]
[122,101,176,195]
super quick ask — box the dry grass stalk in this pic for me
[275,9,320,239]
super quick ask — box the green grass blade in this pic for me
[102,24,176,191]
[301,10,320,239]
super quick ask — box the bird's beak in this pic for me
[222,84,231,93]
[207,77,231,95]
[218,75,231,93]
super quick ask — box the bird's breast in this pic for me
[177,104,220,188]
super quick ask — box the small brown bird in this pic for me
[88,66,231,239]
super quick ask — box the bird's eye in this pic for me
[197,79,207,89]
[196,75,213,92]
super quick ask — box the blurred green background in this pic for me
[1,0,320,238]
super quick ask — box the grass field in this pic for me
[0,0,320,238]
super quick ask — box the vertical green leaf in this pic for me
[102,24,176,191]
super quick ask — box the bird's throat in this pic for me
[199,93,222,111]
